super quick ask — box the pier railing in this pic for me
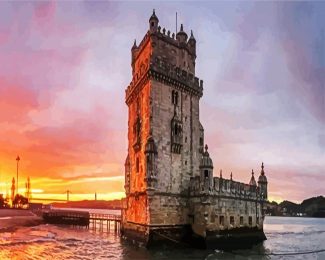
[90,213,121,221]
[42,210,121,233]
[89,213,121,233]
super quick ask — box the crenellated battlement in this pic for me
[132,26,196,66]
[189,175,264,201]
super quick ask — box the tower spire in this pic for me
[149,9,159,32]
[261,162,265,176]
[190,30,194,38]
[249,169,257,186]
[132,39,137,49]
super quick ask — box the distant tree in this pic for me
[0,194,9,208]
[12,194,29,209]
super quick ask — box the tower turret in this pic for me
[258,162,268,200]
[188,30,196,57]
[200,145,213,191]
[249,169,257,192]
[176,24,188,43]
[149,9,159,32]
[131,39,138,74]
[249,169,257,186]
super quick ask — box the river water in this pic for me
[0,212,324,260]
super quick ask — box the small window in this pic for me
[172,90,179,105]
[151,22,154,27]
[199,137,203,146]
[249,216,252,226]
[257,217,259,225]
[240,216,243,225]
[136,158,139,172]
[219,216,224,226]
[204,170,209,178]
[230,216,234,225]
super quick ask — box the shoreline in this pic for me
[0,209,43,232]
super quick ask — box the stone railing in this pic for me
[189,176,264,201]
[151,57,203,88]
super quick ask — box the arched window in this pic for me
[204,170,209,178]
[146,154,151,176]
[172,90,179,105]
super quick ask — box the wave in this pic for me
[0,237,55,247]
[266,230,325,236]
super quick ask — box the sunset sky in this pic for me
[0,2,324,203]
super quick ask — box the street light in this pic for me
[16,156,20,195]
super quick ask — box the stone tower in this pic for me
[122,10,204,243]
[121,10,268,248]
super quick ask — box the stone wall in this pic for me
[151,29,195,74]
[149,194,189,225]
[189,175,265,237]
[150,80,201,194]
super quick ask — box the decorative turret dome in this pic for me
[149,9,159,32]
[176,24,188,43]
[200,144,213,169]
[145,135,157,154]
[188,30,196,42]
[149,9,159,23]
[249,169,257,186]
[132,39,137,50]
[258,162,268,183]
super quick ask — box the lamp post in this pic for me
[16,156,20,196]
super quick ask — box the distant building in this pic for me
[121,10,268,249]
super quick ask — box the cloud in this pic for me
[0,2,323,202]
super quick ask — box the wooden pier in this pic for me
[89,213,121,233]
[42,210,121,233]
